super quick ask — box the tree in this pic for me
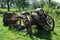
[15,0,29,10]
[32,0,45,8]
[7,0,10,11]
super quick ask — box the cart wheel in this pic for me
[43,14,55,31]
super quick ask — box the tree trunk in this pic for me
[7,0,10,11]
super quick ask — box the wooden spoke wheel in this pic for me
[43,14,55,31]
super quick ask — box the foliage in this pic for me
[0,0,60,40]
[0,10,60,40]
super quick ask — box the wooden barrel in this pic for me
[3,12,13,26]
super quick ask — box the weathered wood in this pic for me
[3,12,18,26]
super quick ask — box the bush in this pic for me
[43,5,53,14]
[43,5,58,18]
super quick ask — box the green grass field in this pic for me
[0,15,60,40]
[0,8,60,40]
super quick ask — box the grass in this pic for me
[0,8,60,40]
[0,15,60,40]
[0,8,34,13]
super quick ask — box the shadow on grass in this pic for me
[4,24,52,40]
[29,27,52,40]
[8,25,25,31]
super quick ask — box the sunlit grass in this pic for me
[0,15,60,40]
[0,8,60,40]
